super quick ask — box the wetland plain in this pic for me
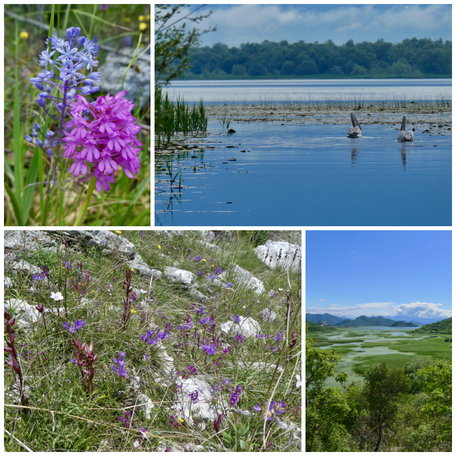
[308,326,452,387]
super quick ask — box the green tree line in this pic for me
[306,328,452,452]
[180,37,451,79]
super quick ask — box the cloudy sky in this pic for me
[172,4,452,48]
[306,231,452,320]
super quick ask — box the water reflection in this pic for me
[155,123,451,226]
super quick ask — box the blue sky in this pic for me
[174,4,452,47]
[306,231,452,320]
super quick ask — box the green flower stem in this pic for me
[74,176,96,226]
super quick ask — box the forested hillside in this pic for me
[410,318,452,335]
[306,329,452,451]
[180,38,451,79]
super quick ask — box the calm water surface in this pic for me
[318,326,425,387]
[155,122,451,226]
[163,79,452,104]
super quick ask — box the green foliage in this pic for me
[410,317,452,335]
[180,37,451,79]
[305,320,335,332]
[155,5,215,84]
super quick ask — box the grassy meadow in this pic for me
[307,327,451,379]
[5,230,302,451]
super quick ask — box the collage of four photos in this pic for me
[3,3,452,452]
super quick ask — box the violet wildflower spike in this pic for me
[62,91,142,192]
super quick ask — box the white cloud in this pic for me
[307,301,451,319]
[194,4,451,47]
[393,302,452,319]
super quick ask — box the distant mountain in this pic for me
[377,315,444,325]
[306,313,349,325]
[336,315,418,328]
[390,321,419,327]
[409,318,452,335]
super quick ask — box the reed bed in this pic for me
[155,87,208,151]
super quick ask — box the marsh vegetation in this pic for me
[306,326,451,451]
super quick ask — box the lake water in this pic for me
[317,326,426,387]
[155,122,451,226]
[163,79,452,104]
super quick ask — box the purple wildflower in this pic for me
[235,333,246,344]
[253,400,286,420]
[118,410,131,427]
[141,329,157,345]
[229,314,241,323]
[195,305,206,316]
[198,271,204,276]
[62,91,142,192]
[199,317,214,325]
[226,282,234,289]
[214,267,222,274]
[193,255,202,261]
[230,385,243,406]
[63,319,86,333]
[111,351,127,378]
[274,332,283,343]
[202,343,217,355]
[189,390,199,404]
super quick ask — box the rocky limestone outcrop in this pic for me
[254,240,301,272]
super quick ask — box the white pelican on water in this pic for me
[347,112,362,138]
[397,115,414,141]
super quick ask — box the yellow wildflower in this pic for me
[202,259,206,262]
[178,418,184,423]
[131,309,137,314]
[116,230,122,234]
[131,268,134,271]
[211,265,214,267]
[146,14,150,20]
[158,245,161,249]
[20,31,29,39]
[138,15,144,21]
[139,22,147,31]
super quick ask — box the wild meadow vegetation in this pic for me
[5,230,301,451]
[306,326,451,451]
[4,5,151,226]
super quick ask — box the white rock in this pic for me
[173,376,226,429]
[4,230,56,251]
[4,277,13,288]
[164,267,196,286]
[232,265,265,295]
[222,316,261,338]
[259,308,277,322]
[254,241,301,272]
[129,257,162,279]
[189,288,209,302]
[4,299,64,331]
[11,260,41,275]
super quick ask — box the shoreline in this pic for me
[204,101,452,129]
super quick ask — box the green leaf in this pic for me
[5,182,23,225]
[22,147,40,224]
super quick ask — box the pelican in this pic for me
[347,112,362,138]
[397,115,414,141]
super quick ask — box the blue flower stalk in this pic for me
[25,27,100,195]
